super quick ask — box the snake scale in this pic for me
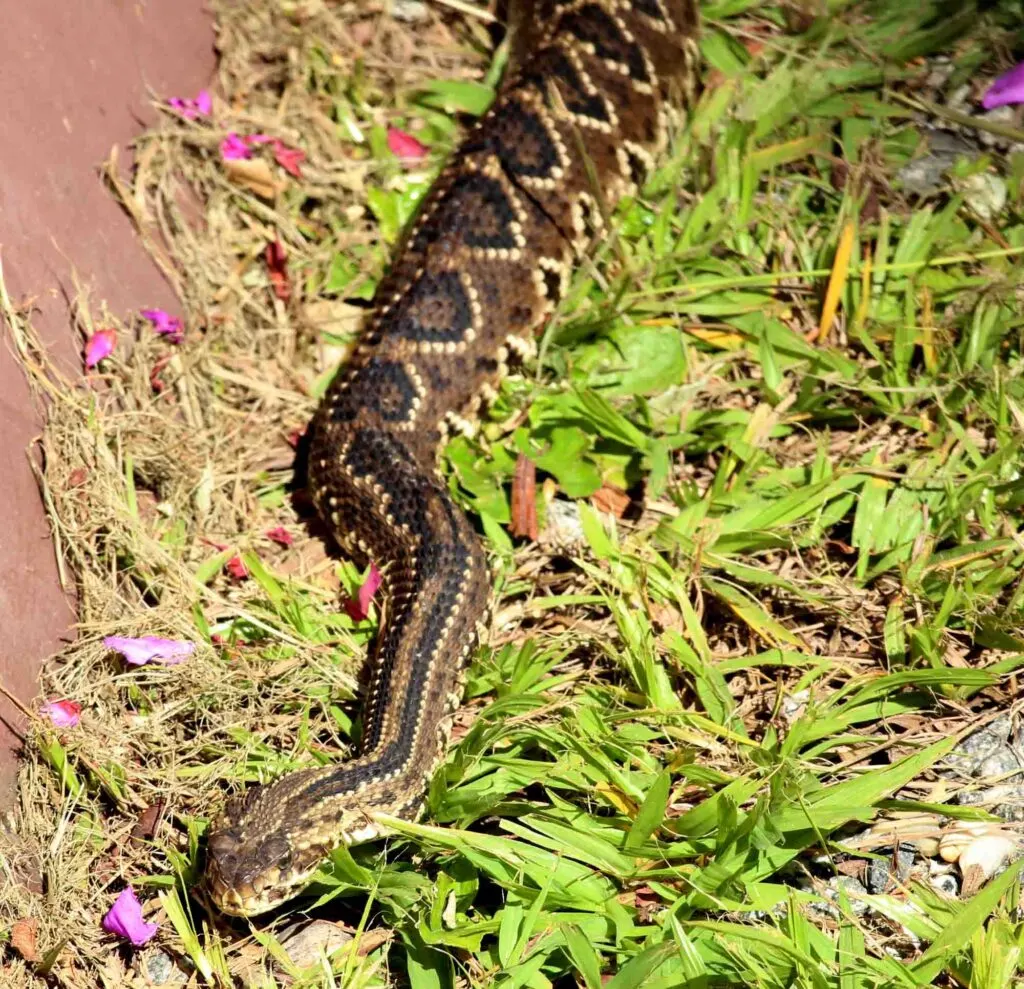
[206,0,700,916]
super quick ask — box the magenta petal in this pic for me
[103,635,195,666]
[220,133,252,160]
[344,562,383,621]
[168,90,211,120]
[85,329,116,369]
[102,887,158,947]
[982,62,1024,110]
[140,308,184,344]
[40,699,82,728]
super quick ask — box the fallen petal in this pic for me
[220,132,252,160]
[103,636,195,666]
[387,126,428,161]
[140,308,184,344]
[344,563,382,621]
[265,239,291,301]
[982,62,1024,110]
[167,89,212,121]
[85,329,116,369]
[273,143,306,178]
[40,699,82,728]
[102,887,158,947]
[226,555,249,580]
[265,526,294,547]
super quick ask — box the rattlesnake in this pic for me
[206,0,700,916]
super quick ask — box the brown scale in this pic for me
[205,0,700,917]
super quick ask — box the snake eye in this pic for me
[207,831,238,861]
[258,834,293,871]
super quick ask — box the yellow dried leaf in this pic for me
[223,157,285,199]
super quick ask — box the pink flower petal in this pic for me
[40,699,82,729]
[220,133,252,160]
[103,636,195,666]
[85,329,116,369]
[265,526,293,547]
[273,143,306,178]
[102,887,158,947]
[226,555,249,580]
[344,563,383,622]
[140,308,184,345]
[387,126,428,161]
[168,89,212,121]
[982,62,1024,110]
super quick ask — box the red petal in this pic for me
[265,526,293,547]
[272,142,306,178]
[344,563,382,621]
[387,126,428,161]
[225,555,249,580]
[265,239,291,302]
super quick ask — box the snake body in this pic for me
[206,0,700,916]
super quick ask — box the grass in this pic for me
[2,0,1024,985]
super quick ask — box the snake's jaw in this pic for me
[204,780,387,916]
[205,819,325,917]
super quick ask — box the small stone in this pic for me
[942,716,1013,776]
[780,689,809,723]
[975,747,1024,780]
[137,949,188,986]
[924,58,953,92]
[390,0,429,21]
[955,782,1024,820]
[865,847,916,894]
[958,833,1017,883]
[946,83,972,116]
[930,872,959,898]
[897,130,977,196]
[978,105,1019,148]
[278,920,353,971]
[833,876,870,916]
[541,498,585,549]
[960,172,1007,222]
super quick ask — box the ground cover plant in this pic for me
[2,0,1024,985]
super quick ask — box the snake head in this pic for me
[204,771,386,917]
[205,821,305,917]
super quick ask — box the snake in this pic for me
[205,0,700,917]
